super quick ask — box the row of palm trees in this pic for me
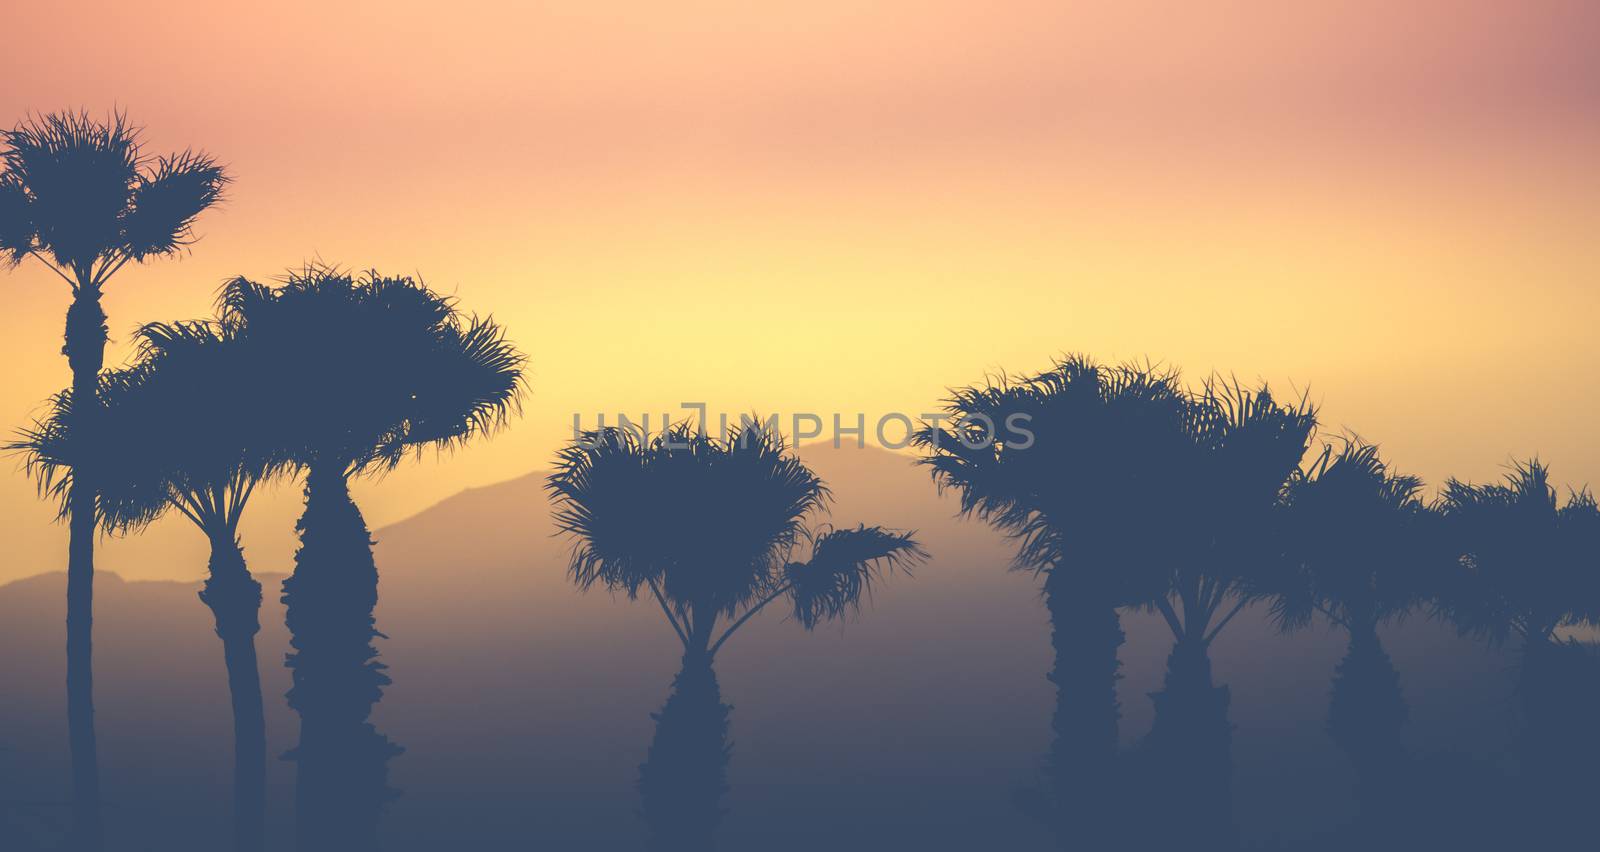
[11,270,525,852]
[538,357,1595,851]
[1,110,917,852]
[917,356,1600,850]
[5,110,1597,851]
[3,111,526,852]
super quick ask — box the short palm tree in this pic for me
[1437,461,1600,839]
[1273,440,1435,839]
[1438,461,1600,646]
[217,267,524,852]
[0,110,227,847]
[1151,381,1317,648]
[10,321,279,852]
[914,355,1197,847]
[1137,380,1316,849]
[548,423,920,851]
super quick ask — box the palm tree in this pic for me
[1148,381,1317,647]
[914,355,1198,848]
[1137,380,1317,850]
[10,320,281,852]
[1272,440,1435,843]
[1437,460,1600,647]
[217,267,524,852]
[0,110,228,848]
[547,423,921,851]
[1437,461,1600,842]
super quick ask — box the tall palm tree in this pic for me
[548,423,921,851]
[1273,440,1435,844]
[10,321,279,852]
[217,267,525,852]
[914,355,1198,849]
[1437,461,1600,843]
[0,110,228,849]
[1137,380,1316,850]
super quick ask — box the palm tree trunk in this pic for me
[1514,635,1599,844]
[63,285,107,852]
[1144,636,1235,849]
[1042,569,1124,849]
[639,654,731,852]
[1327,622,1406,839]
[687,607,716,660]
[198,535,267,852]
[283,464,401,852]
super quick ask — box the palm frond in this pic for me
[1195,376,1317,501]
[214,274,277,329]
[786,525,924,629]
[1437,459,1600,642]
[1182,378,1319,611]
[119,149,228,260]
[389,313,526,461]
[130,318,289,505]
[6,373,171,534]
[0,172,32,266]
[6,389,80,522]
[548,427,664,597]
[1269,438,1436,632]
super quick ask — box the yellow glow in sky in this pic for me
[2,0,1597,582]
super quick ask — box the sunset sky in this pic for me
[2,0,1597,583]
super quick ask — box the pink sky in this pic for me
[2,0,1597,582]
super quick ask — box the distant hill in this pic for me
[0,445,1518,851]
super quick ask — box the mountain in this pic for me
[0,446,1517,851]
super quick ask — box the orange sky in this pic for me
[2,0,1597,583]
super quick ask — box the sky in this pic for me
[2,0,1597,583]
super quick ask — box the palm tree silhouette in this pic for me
[0,110,227,848]
[1137,381,1316,850]
[548,423,921,851]
[217,267,524,852]
[1437,461,1600,844]
[1437,460,1600,647]
[9,320,281,852]
[1272,440,1436,845]
[915,355,1198,849]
